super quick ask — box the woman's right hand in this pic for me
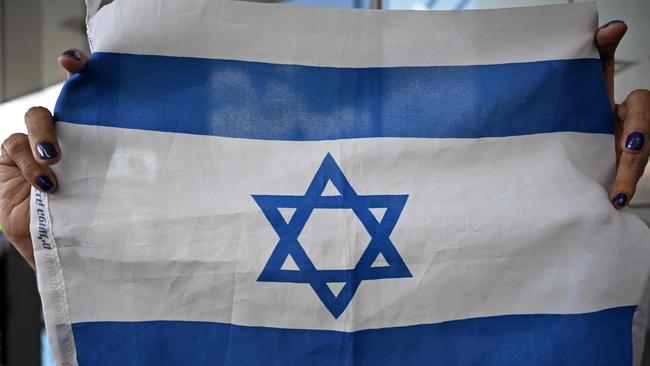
[0,49,88,270]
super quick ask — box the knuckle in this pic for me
[24,106,51,121]
[21,163,41,179]
[626,116,650,130]
[621,155,646,172]
[2,133,27,155]
[626,89,650,104]
[629,89,650,98]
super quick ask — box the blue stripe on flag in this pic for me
[71,306,633,365]
[54,53,613,140]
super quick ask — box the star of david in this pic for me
[252,153,411,318]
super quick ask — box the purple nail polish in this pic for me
[612,193,628,208]
[36,176,54,191]
[625,132,645,151]
[36,141,58,160]
[61,49,82,61]
[601,20,625,28]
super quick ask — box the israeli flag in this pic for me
[32,1,650,365]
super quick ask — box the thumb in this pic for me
[57,49,89,77]
[595,20,627,105]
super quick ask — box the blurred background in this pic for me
[0,0,648,365]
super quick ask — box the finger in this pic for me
[24,106,61,165]
[1,133,57,193]
[609,90,650,208]
[595,20,627,106]
[57,48,89,77]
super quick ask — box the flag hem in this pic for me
[31,189,79,366]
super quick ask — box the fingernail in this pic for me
[36,141,58,160]
[61,49,82,61]
[36,176,54,192]
[612,193,628,208]
[601,20,625,28]
[625,132,645,151]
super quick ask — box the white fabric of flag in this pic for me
[31,1,650,365]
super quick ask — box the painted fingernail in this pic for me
[36,176,54,191]
[612,193,628,208]
[61,49,82,61]
[625,132,645,151]
[36,141,58,160]
[601,20,625,28]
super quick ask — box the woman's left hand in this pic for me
[596,20,650,209]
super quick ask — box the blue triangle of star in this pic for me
[253,154,411,318]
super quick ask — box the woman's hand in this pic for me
[0,49,88,270]
[596,21,650,209]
